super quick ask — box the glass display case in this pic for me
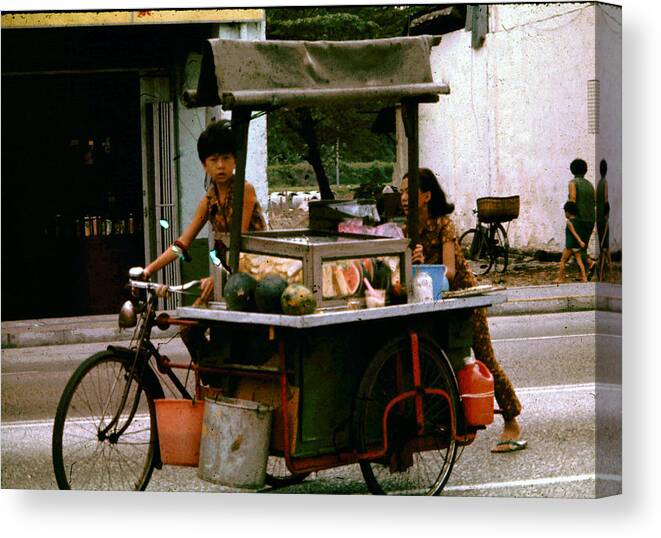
[217,230,412,309]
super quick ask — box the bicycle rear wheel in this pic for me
[52,351,157,490]
[354,337,458,495]
[459,228,491,275]
[490,223,509,273]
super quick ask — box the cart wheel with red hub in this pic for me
[353,334,459,495]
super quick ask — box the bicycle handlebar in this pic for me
[129,279,201,294]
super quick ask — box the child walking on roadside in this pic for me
[555,201,589,282]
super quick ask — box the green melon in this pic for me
[280,284,317,315]
[255,273,289,313]
[223,272,257,311]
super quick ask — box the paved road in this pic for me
[1,311,621,496]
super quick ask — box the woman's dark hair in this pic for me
[404,168,455,217]
[197,120,237,162]
[564,200,578,215]
[570,158,588,177]
[600,159,608,178]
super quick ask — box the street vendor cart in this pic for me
[52,36,506,495]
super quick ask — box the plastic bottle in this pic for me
[412,270,433,302]
[457,356,495,426]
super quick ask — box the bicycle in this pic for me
[51,269,308,491]
[459,196,520,276]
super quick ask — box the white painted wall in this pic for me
[595,4,622,252]
[415,3,621,253]
[176,20,268,239]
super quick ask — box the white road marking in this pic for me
[1,414,150,431]
[492,333,621,343]
[445,473,621,492]
[517,382,621,394]
[2,370,49,376]
[1,384,618,432]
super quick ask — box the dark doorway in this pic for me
[2,72,144,320]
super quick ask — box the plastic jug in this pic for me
[457,358,495,426]
[412,270,434,302]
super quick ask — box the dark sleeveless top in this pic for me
[570,176,596,225]
[206,180,266,239]
[596,177,607,226]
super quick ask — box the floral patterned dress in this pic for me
[417,215,522,420]
[206,181,266,236]
[182,180,266,361]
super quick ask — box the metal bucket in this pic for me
[197,396,273,489]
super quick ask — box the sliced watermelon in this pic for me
[343,261,363,296]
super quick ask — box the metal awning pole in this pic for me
[403,99,420,248]
[228,107,252,274]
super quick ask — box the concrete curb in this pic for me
[1,283,621,349]
[488,283,622,317]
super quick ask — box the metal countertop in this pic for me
[175,293,507,329]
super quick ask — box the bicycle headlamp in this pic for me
[118,300,138,328]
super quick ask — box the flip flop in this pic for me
[491,439,528,453]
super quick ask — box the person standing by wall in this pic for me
[596,159,612,281]
[567,159,596,277]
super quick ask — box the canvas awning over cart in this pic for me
[184,35,448,109]
[182,35,450,272]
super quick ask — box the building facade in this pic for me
[402,2,621,254]
[1,9,267,320]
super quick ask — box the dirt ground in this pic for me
[267,206,621,287]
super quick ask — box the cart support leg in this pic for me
[409,330,425,435]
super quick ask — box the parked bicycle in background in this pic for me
[459,196,520,276]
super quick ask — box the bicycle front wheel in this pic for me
[490,223,509,273]
[459,228,491,275]
[52,351,157,490]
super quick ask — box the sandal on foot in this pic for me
[491,439,528,453]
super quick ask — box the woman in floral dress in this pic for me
[400,168,526,453]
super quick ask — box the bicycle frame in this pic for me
[99,292,194,441]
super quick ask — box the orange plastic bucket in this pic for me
[154,399,205,466]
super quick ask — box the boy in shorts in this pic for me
[554,201,588,282]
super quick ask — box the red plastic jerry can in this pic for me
[457,358,495,426]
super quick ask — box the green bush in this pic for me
[268,161,394,191]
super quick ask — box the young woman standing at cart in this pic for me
[400,168,526,453]
[143,120,266,357]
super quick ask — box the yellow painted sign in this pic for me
[1,9,264,29]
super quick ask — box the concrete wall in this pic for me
[595,4,622,252]
[415,3,621,253]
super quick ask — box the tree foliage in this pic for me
[265,6,430,198]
